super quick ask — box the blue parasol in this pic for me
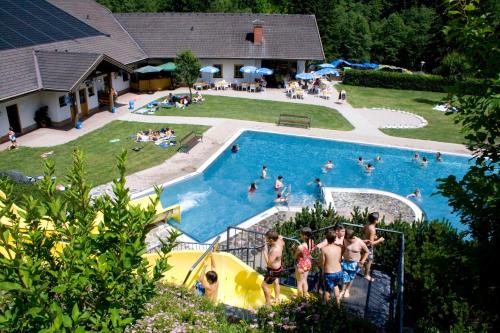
[255,68,273,75]
[200,66,220,73]
[240,66,258,74]
[295,72,315,80]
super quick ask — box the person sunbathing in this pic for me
[193,91,205,103]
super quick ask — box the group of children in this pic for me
[261,211,384,305]
[135,127,175,142]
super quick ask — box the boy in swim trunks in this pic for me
[274,176,284,191]
[262,230,285,305]
[340,229,369,298]
[195,251,219,302]
[363,212,385,282]
[321,230,343,305]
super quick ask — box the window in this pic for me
[88,85,95,97]
[213,64,222,78]
[234,64,243,78]
[59,95,67,107]
[123,71,129,82]
[113,72,119,79]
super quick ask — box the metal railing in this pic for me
[311,222,405,333]
[182,236,220,286]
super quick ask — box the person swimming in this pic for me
[412,152,420,161]
[421,156,428,166]
[358,156,364,165]
[231,144,239,153]
[436,152,443,162]
[261,165,268,179]
[275,176,284,191]
[248,182,257,193]
[375,155,382,162]
[275,192,289,203]
[407,188,422,199]
[325,160,334,170]
[365,163,375,173]
[315,178,323,188]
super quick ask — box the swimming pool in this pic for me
[160,131,470,242]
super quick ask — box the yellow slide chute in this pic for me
[145,250,297,310]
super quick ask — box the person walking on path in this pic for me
[363,212,385,282]
[340,229,369,298]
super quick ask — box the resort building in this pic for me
[0,0,324,142]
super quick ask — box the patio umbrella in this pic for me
[240,66,257,74]
[255,68,273,75]
[295,72,315,80]
[135,65,161,73]
[200,66,220,73]
[157,62,176,71]
[318,63,335,68]
[315,68,340,76]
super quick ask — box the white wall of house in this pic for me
[0,93,42,136]
[200,59,262,82]
[297,60,306,74]
[112,71,130,93]
[40,91,71,123]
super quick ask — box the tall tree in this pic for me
[174,50,201,100]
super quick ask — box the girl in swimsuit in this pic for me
[295,227,314,297]
[248,182,257,193]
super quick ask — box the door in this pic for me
[79,89,88,118]
[6,104,21,133]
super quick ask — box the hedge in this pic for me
[342,69,488,95]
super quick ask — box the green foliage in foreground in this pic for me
[343,69,488,94]
[152,95,354,131]
[257,296,376,333]
[127,283,254,333]
[275,204,488,332]
[0,150,179,332]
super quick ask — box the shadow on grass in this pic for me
[413,98,443,105]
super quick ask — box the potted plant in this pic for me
[34,106,52,128]
[275,74,284,88]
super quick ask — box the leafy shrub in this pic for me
[343,69,488,94]
[256,296,376,333]
[0,149,179,332]
[127,283,254,333]
[34,106,52,127]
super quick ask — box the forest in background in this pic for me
[97,0,498,74]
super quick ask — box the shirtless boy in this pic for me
[262,230,285,305]
[363,212,385,282]
[321,230,343,304]
[341,229,369,298]
[195,251,219,301]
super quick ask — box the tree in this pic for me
[437,0,500,329]
[175,50,201,100]
[0,149,179,331]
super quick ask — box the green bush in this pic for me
[0,149,179,332]
[127,283,253,333]
[256,296,376,333]
[343,69,488,94]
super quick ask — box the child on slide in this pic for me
[195,251,219,301]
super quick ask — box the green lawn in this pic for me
[338,84,466,144]
[144,95,353,131]
[0,121,208,189]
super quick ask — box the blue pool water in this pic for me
[161,131,470,242]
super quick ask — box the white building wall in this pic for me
[297,60,306,74]
[0,93,42,136]
[40,91,71,123]
[112,71,130,92]
[200,59,262,82]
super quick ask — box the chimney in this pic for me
[252,19,264,45]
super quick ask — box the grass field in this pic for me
[144,95,354,131]
[0,121,208,189]
[338,84,466,143]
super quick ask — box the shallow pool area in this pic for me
[160,131,470,242]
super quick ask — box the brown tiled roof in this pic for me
[115,12,324,60]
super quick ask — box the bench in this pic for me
[178,131,203,153]
[277,114,311,129]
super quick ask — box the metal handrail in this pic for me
[226,226,301,246]
[181,235,220,286]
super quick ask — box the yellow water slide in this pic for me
[144,250,297,310]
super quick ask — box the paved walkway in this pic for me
[2,87,470,195]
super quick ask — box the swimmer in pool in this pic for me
[407,188,422,199]
[421,156,428,166]
[275,176,284,191]
[248,182,257,193]
[365,163,375,173]
[231,144,239,153]
[436,152,443,162]
[275,192,289,203]
[412,152,420,161]
[261,165,268,179]
[315,178,323,188]
[358,156,364,165]
[375,155,382,162]
[325,160,334,170]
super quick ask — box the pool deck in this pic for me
[2,87,470,196]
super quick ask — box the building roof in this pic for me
[115,12,324,61]
[0,1,324,102]
[0,0,146,101]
